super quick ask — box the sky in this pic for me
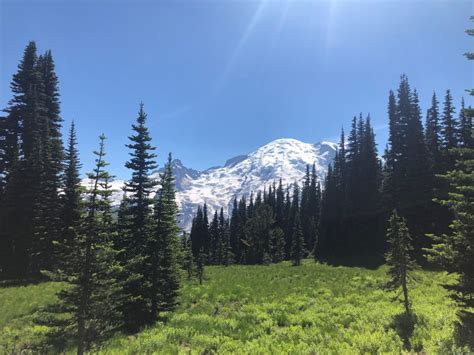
[1,0,472,177]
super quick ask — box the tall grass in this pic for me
[0,282,63,353]
[0,262,464,354]
[103,261,460,354]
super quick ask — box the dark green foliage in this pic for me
[425,147,474,345]
[300,165,320,255]
[0,42,43,278]
[0,41,64,278]
[58,121,83,267]
[181,233,194,280]
[229,198,240,262]
[190,205,210,261]
[271,227,285,263]
[118,103,158,332]
[426,29,474,343]
[319,115,382,262]
[37,135,123,354]
[243,204,277,264]
[290,212,304,266]
[441,90,458,152]
[190,172,318,266]
[209,210,220,264]
[425,93,442,172]
[123,102,157,238]
[458,98,473,148]
[385,210,417,314]
[196,249,205,285]
[287,182,300,258]
[219,208,232,266]
[151,153,181,316]
[381,76,438,261]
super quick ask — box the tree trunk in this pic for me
[151,265,157,321]
[402,268,410,314]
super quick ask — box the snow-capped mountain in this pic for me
[175,138,337,230]
[87,138,337,230]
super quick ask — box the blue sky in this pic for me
[1,0,472,177]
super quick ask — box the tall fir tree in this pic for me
[426,25,474,346]
[385,210,416,315]
[209,210,220,264]
[441,90,458,152]
[425,92,442,173]
[39,135,122,354]
[219,208,232,265]
[290,212,304,266]
[151,153,181,318]
[119,102,158,332]
[229,198,240,261]
[59,121,83,262]
[0,42,45,278]
[383,76,433,260]
[458,98,473,148]
[190,205,205,259]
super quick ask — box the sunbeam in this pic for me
[213,0,269,94]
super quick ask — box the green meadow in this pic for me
[0,261,464,354]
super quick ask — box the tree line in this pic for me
[190,76,472,266]
[189,165,321,266]
[0,42,186,353]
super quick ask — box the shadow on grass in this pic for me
[0,277,45,288]
[455,312,474,350]
[317,254,385,269]
[390,311,418,351]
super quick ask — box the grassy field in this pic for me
[0,261,464,354]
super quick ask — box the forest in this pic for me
[0,19,473,355]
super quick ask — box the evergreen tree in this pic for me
[219,208,231,265]
[209,210,220,264]
[458,98,473,148]
[382,76,433,259]
[119,102,157,332]
[236,197,248,262]
[319,165,337,256]
[196,248,205,285]
[35,50,64,268]
[385,210,416,314]
[425,147,474,343]
[382,90,401,210]
[202,203,210,258]
[425,92,442,172]
[275,179,285,231]
[427,30,474,344]
[286,182,300,257]
[290,212,304,266]
[0,42,65,278]
[0,42,45,278]
[441,90,458,152]
[39,135,122,354]
[309,164,321,256]
[243,204,275,264]
[300,165,312,253]
[229,198,240,261]
[190,205,204,259]
[151,153,181,318]
[271,227,285,263]
[59,121,83,261]
[181,233,194,280]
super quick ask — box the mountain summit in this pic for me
[172,138,337,230]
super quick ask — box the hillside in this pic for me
[0,262,462,354]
